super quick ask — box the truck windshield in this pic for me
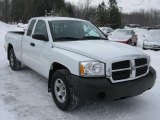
[49,20,107,41]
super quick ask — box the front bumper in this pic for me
[70,67,156,101]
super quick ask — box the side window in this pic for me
[27,20,36,36]
[34,20,48,40]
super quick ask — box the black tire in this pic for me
[134,42,137,46]
[9,49,21,71]
[51,69,82,111]
[143,47,147,50]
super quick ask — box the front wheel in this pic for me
[51,69,83,111]
[9,49,21,71]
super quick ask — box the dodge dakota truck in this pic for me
[5,17,156,111]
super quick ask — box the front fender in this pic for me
[47,47,94,77]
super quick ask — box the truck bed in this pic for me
[5,31,24,61]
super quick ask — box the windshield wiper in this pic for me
[83,36,108,40]
[55,37,81,41]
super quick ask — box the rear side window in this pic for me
[27,20,36,36]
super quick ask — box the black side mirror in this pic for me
[32,34,48,41]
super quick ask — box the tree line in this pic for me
[1,0,159,28]
[122,9,160,27]
[0,0,122,28]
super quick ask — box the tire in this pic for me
[143,47,147,50]
[9,49,21,71]
[134,42,137,46]
[51,69,82,111]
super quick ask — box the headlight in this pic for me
[79,61,105,77]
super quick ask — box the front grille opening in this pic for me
[112,70,131,80]
[136,66,148,76]
[112,60,130,70]
[135,58,147,66]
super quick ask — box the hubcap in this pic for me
[54,79,67,103]
[10,52,14,67]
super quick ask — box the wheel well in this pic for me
[48,62,68,92]
[7,44,13,60]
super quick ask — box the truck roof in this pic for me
[31,16,87,22]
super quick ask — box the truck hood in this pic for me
[53,40,146,62]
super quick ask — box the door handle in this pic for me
[30,42,35,47]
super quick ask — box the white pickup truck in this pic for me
[5,17,156,111]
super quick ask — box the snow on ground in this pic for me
[0,22,160,120]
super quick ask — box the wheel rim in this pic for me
[54,79,67,103]
[10,52,14,67]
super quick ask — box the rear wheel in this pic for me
[51,69,83,111]
[9,49,21,71]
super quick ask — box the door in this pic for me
[22,20,50,76]
[30,20,50,76]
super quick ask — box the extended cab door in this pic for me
[22,19,37,68]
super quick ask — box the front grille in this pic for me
[112,70,131,80]
[112,60,130,70]
[110,58,149,83]
[112,60,131,81]
[135,58,147,66]
[136,66,148,76]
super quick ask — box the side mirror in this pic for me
[105,34,108,38]
[32,34,48,41]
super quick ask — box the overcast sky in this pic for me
[65,0,160,12]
